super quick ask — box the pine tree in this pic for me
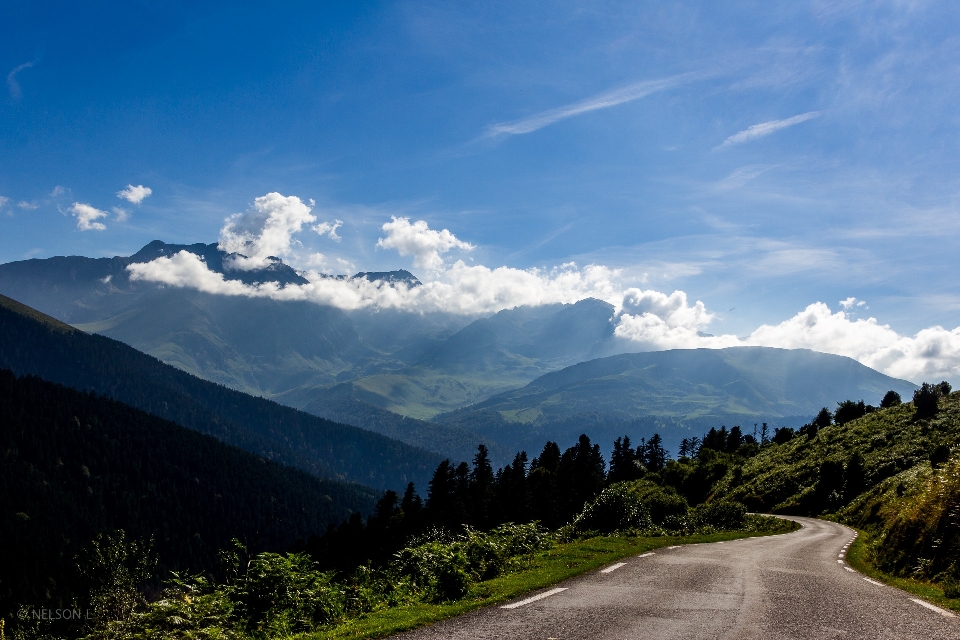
[469,445,496,528]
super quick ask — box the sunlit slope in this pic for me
[306,298,626,418]
[712,389,960,593]
[434,347,917,454]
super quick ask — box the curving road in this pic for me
[392,517,957,639]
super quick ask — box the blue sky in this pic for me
[3,1,960,381]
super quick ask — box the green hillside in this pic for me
[0,369,378,618]
[713,386,960,596]
[437,347,917,452]
[0,294,442,491]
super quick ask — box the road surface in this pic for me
[392,517,958,639]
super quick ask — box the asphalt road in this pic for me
[392,517,958,639]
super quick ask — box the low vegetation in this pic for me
[712,382,960,600]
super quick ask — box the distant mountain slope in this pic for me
[276,386,513,463]
[310,299,628,418]
[0,294,441,491]
[437,347,918,453]
[0,248,636,422]
[0,369,378,614]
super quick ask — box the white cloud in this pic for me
[50,186,66,197]
[69,203,109,231]
[0,196,9,211]
[17,201,39,210]
[218,192,316,270]
[313,219,343,241]
[124,192,960,384]
[718,111,821,148]
[839,296,866,310]
[6,61,34,100]
[486,72,704,137]
[616,298,960,384]
[376,216,474,270]
[113,206,129,222]
[117,184,152,204]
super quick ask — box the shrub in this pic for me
[880,390,902,408]
[834,400,867,426]
[625,480,690,525]
[232,552,345,632]
[689,502,747,531]
[931,444,951,469]
[571,483,652,534]
[772,427,795,444]
[391,541,470,602]
[914,383,942,419]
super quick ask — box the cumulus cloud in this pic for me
[718,111,820,148]
[124,192,960,384]
[218,192,317,270]
[113,206,129,222]
[313,219,343,241]
[616,297,960,383]
[69,203,109,231]
[7,61,34,100]
[376,216,474,270]
[117,184,152,204]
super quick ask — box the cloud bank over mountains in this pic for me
[126,193,960,384]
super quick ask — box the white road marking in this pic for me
[600,562,627,574]
[910,598,957,618]
[863,577,885,587]
[844,567,855,572]
[501,588,568,609]
[637,552,656,558]
[838,554,845,558]
[838,560,844,564]
[667,545,681,549]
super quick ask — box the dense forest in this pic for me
[0,369,381,620]
[0,294,442,491]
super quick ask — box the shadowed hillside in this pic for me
[0,369,378,616]
[0,294,441,491]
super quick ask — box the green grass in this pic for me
[312,520,799,640]
[845,526,960,613]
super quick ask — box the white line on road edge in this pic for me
[667,546,681,549]
[843,567,855,572]
[863,577,885,586]
[501,588,567,609]
[637,552,655,558]
[910,598,957,618]
[600,562,627,574]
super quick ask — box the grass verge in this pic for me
[845,526,960,613]
[315,518,799,639]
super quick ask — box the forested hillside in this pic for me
[0,294,442,490]
[0,369,378,618]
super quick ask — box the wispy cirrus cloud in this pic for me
[6,61,36,100]
[717,111,821,148]
[485,72,706,137]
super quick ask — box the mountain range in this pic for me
[0,242,919,464]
